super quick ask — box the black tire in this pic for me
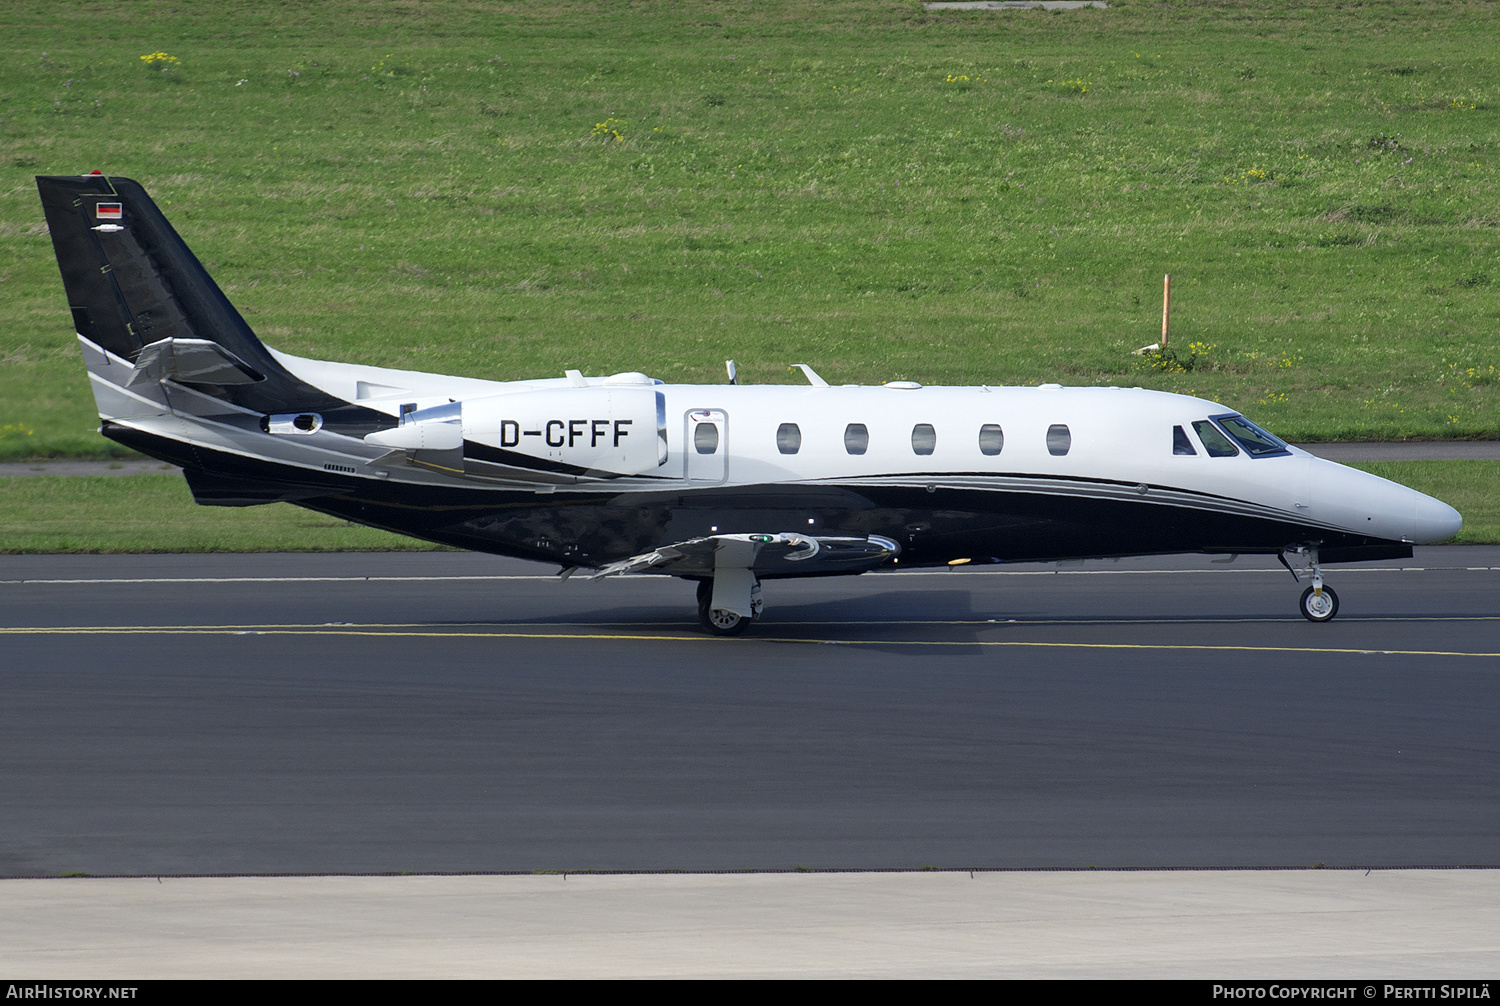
[699,603,751,636]
[1299,584,1339,623]
[696,579,751,636]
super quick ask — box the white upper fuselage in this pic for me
[265,350,1462,546]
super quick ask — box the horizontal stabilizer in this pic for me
[127,337,265,387]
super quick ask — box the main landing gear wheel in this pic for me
[1299,584,1340,623]
[697,580,752,637]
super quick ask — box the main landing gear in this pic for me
[1281,545,1340,623]
[696,577,763,636]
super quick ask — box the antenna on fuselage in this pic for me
[726,359,738,385]
[789,363,830,388]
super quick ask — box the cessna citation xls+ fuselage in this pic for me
[37,174,1462,633]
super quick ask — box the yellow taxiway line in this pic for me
[1,624,1498,659]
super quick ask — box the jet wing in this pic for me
[587,532,900,580]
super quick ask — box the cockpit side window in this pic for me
[1173,425,1197,456]
[1192,420,1239,457]
[1213,414,1291,457]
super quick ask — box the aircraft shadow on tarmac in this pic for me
[483,588,1024,654]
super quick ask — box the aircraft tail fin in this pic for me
[35,173,345,417]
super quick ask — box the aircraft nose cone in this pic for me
[1313,461,1462,544]
[1410,492,1463,544]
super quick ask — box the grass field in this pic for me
[0,475,448,553]
[0,1,1494,553]
[2,0,1498,463]
[0,460,1493,552]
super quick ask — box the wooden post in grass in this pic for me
[1161,273,1171,349]
[1131,273,1174,355]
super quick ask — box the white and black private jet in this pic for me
[37,174,1462,633]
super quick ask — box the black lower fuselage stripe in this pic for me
[108,429,1405,570]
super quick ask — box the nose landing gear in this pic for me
[1299,583,1340,622]
[1281,545,1340,623]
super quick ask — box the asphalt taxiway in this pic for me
[2,548,1498,877]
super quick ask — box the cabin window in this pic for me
[1215,414,1291,457]
[1046,424,1071,457]
[1173,425,1197,456]
[844,423,869,455]
[693,422,720,454]
[911,424,936,456]
[1192,420,1239,457]
[776,423,801,455]
[978,424,1004,456]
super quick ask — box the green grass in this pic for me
[0,476,446,552]
[0,462,1493,552]
[1,0,1498,463]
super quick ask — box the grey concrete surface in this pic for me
[3,870,1497,978]
[2,549,1499,876]
[1296,442,1500,461]
[0,459,180,477]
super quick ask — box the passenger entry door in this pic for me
[684,409,728,483]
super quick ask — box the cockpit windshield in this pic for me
[1213,414,1291,457]
[1192,420,1238,457]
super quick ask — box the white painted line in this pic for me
[2,566,1494,586]
[0,575,568,585]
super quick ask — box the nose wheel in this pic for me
[1299,584,1339,623]
[1282,545,1340,623]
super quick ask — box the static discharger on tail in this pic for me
[36,173,1462,633]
